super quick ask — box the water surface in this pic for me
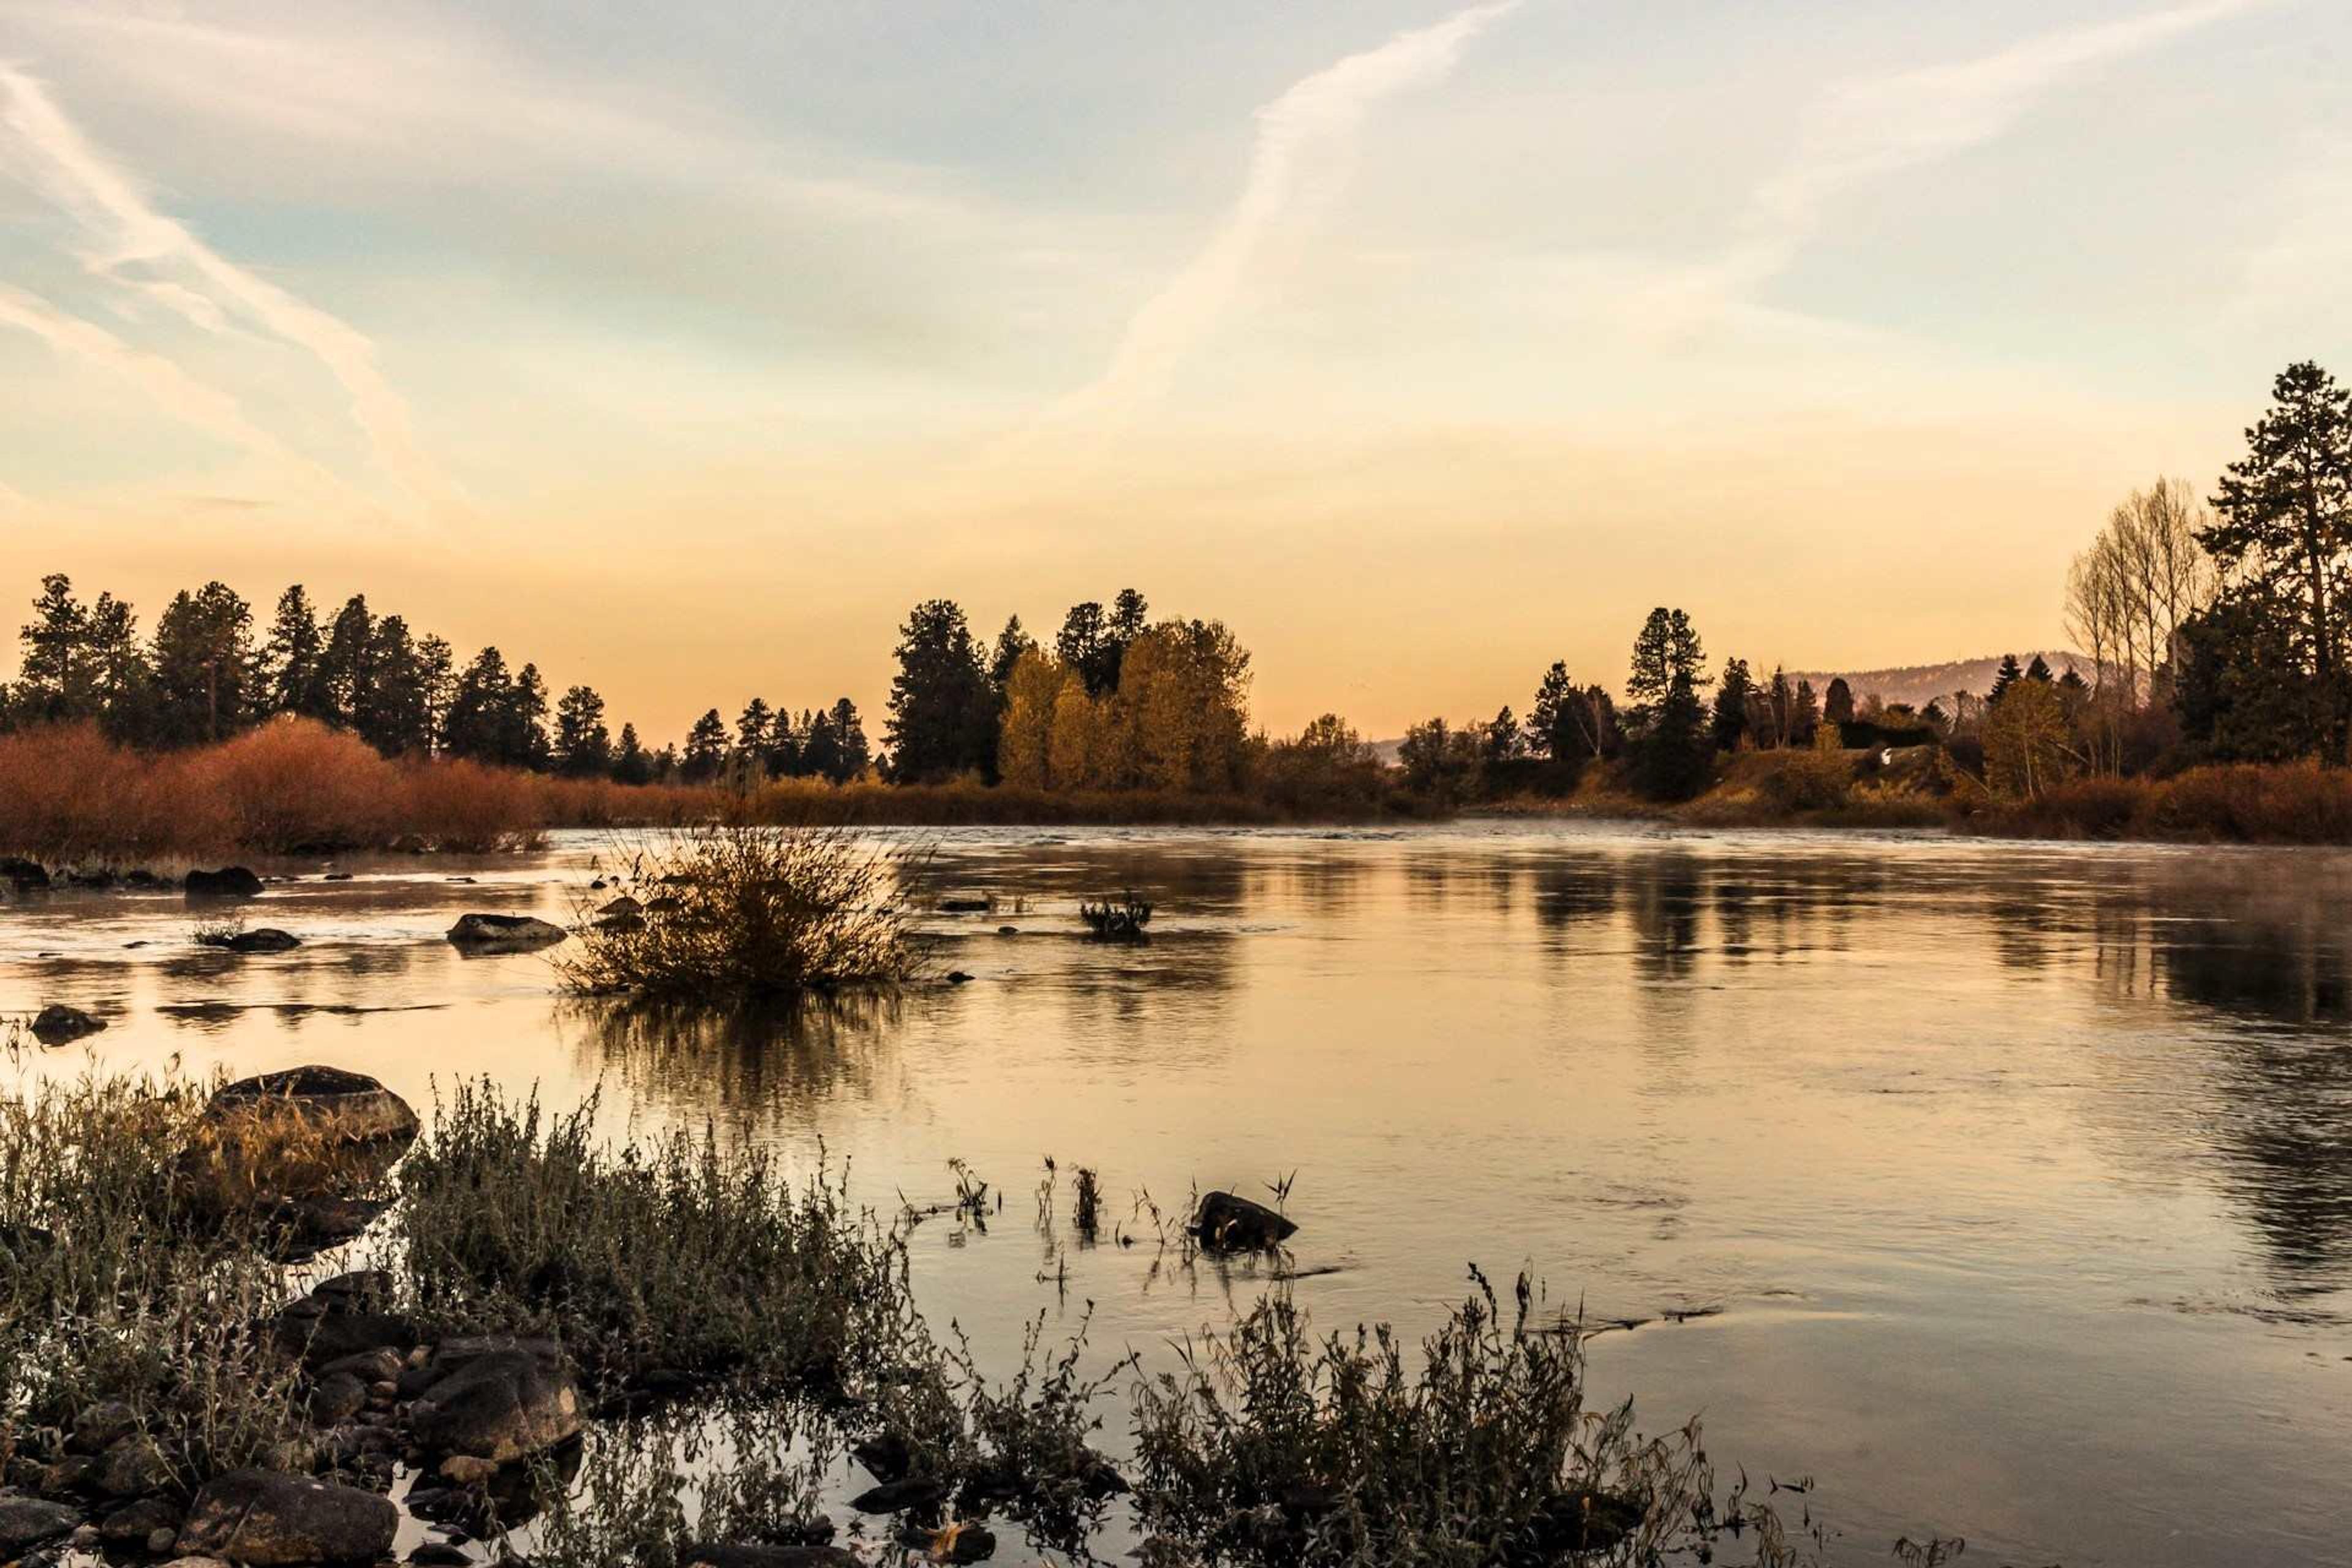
[7,823,2350,1566]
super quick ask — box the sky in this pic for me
[1,0,2346,741]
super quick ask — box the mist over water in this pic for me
[9,823,2350,1567]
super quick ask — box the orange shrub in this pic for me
[0,723,221,864]
[177,718,400,852]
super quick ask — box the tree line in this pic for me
[0,578,867,787]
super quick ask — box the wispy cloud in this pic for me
[0,282,351,507]
[1646,0,2270,330]
[1052,1,1521,423]
[0,61,453,511]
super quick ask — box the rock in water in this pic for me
[679,1546,858,1568]
[201,928,301,953]
[1193,1191,1298,1251]
[31,1003,106,1044]
[206,1066,420,1145]
[176,1472,395,1566]
[184,867,265,900]
[445,913,567,952]
[410,1349,584,1464]
[0,856,51,891]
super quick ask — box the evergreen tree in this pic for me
[1712,658,1753,752]
[989,616,1035,698]
[2024,653,2054,684]
[1988,654,2025,706]
[1635,669,1713,800]
[261,585,326,719]
[766,710,805,778]
[555,685,612,776]
[682,709,729,782]
[148,582,255,745]
[2198,361,2352,760]
[16,574,92,724]
[86,592,151,743]
[1626,608,1703,731]
[800,709,842,782]
[505,663,551,769]
[315,595,375,727]
[886,598,995,782]
[358,615,431,755]
[829,697,870,781]
[1483,706,1523,762]
[735,698,773,766]
[416,635,456,753]
[441,647,513,761]
[612,722,652,785]
[1823,676,1855,725]
[1793,677,1820,743]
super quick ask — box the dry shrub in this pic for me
[556,825,922,998]
[1969,761,2352,843]
[179,718,400,852]
[390,755,542,851]
[0,723,217,863]
[1760,750,1852,813]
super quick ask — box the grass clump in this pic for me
[0,1072,310,1493]
[1131,1268,1804,1567]
[557,826,922,999]
[394,1080,929,1397]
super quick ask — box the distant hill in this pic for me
[1786,651,2092,711]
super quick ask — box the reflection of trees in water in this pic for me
[1054,930,1240,1042]
[2056,864,2352,1303]
[565,992,908,1121]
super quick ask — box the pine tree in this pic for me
[2025,653,2054,684]
[1823,676,1855,726]
[1988,654,2025,706]
[315,595,375,727]
[2199,361,2352,760]
[505,663,551,769]
[556,685,612,776]
[989,616,1035,698]
[148,582,255,745]
[829,697,870,781]
[261,585,325,719]
[612,723,652,785]
[1712,658,1753,752]
[735,698,773,766]
[16,574,92,723]
[358,615,430,755]
[886,598,995,782]
[682,709,729,782]
[441,647,513,760]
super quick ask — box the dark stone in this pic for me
[851,1431,911,1483]
[324,872,355,881]
[0,1497,81,1553]
[0,855,51,890]
[410,1350,584,1463]
[409,1547,472,1566]
[937,897,990,913]
[72,1400,139,1454]
[995,925,1017,936]
[445,914,565,952]
[97,1497,180,1545]
[1193,1191,1298,1251]
[36,1455,100,1494]
[228,928,302,953]
[311,1270,398,1311]
[96,1438,169,1498]
[315,1348,404,1385]
[944,971,974,984]
[848,1479,946,1515]
[275,1308,418,1369]
[176,1471,395,1566]
[208,1067,419,1145]
[31,1004,105,1044]
[309,1373,368,1427]
[598,896,643,918]
[184,867,265,900]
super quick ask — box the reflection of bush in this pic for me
[567,992,907,1113]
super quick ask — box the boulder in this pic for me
[30,1004,105,1044]
[98,1497,181,1545]
[184,867,265,901]
[1193,1191,1298,1252]
[308,1373,368,1427]
[96,1438,170,1498]
[175,1471,394,1566]
[409,1350,583,1464]
[598,895,644,918]
[72,1400,139,1454]
[445,913,566,952]
[937,897,990,913]
[0,855,50,891]
[195,928,301,954]
[0,1496,81,1554]
[310,1270,398,1311]
[206,1067,419,1145]
[848,1478,946,1515]
[273,1305,418,1370]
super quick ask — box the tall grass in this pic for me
[555,826,922,998]
[1132,1270,1799,1567]
[394,1081,930,1396]
[0,1072,310,1493]
[1964,761,2352,843]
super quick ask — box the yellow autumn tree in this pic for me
[1983,678,2074,798]
[997,649,1066,790]
[1110,619,1251,793]
[1047,676,1104,790]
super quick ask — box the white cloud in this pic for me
[1050,1,1522,424]
[0,61,453,511]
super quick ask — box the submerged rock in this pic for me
[1,856,52,891]
[445,913,566,952]
[1193,1191,1298,1251]
[176,1471,394,1566]
[30,1004,105,1044]
[195,927,301,954]
[184,867,264,900]
[938,896,990,913]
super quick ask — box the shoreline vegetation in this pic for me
[8,361,2352,857]
[0,1063,1829,1567]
